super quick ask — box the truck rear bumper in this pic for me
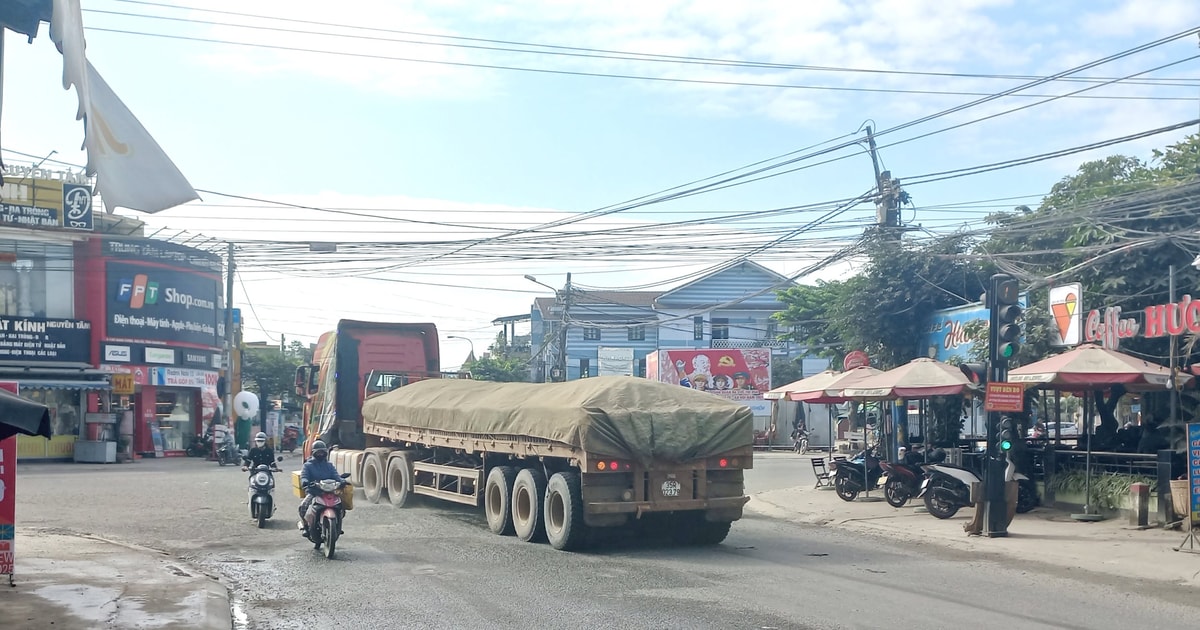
[586,495,749,516]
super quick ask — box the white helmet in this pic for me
[254,431,267,445]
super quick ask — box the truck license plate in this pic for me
[661,480,681,497]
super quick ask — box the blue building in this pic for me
[527,261,827,382]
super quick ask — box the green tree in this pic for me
[771,358,804,389]
[464,354,529,382]
[241,347,302,402]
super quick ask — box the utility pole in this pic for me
[864,125,903,230]
[224,242,235,425]
[557,273,572,381]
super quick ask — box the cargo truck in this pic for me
[294,320,754,550]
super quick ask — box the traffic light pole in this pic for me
[983,273,1022,537]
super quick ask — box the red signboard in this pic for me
[984,382,1025,413]
[0,380,18,578]
[649,349,771,401]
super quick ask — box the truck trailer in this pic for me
[294,320,754,550]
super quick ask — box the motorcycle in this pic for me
[281,425,300,453]
[832,445,884,502]
[302,473,352,559]
[880,459,928,508]
[216,439,241,467]
[244,456,284,528]
[918,462,1038,519]
[792,428,810,454]
[186,433,211,458]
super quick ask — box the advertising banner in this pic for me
[648,348,771,410]
[101,237,221,274]
[597,347,635,377]
[105,261,221,347]
[1049,283,1082,347]
[151,367,219,388]
[0,176,94,232]
[0,317,90,364]
[922,296,1028,361]
[0,381,19,580]
[1189,423,1200,526]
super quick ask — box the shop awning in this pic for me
[16,379,110,391]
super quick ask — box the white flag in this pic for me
[50,0,199,213]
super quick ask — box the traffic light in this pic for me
[997,416,1017,452]
[959,362,987,389]
[989,274,1022,364]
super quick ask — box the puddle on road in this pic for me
[231,595,250,630]
[33,583,209,628]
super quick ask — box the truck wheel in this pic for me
[512,468,547,543]
[386,453,412,508]
[544,472,587,551]
[362,453,385,504]
[485,466,518,536]
[681,519,732,546]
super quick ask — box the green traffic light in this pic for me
[999,343,1017,358]
[1000,439,1012,451]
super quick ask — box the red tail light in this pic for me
[718,458,728,468]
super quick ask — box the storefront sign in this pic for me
[103,344,131,362]
[181,351,210,368]
[0,176,93,232]
[843,350,870,371]
[1083,295,1200,350]
[98,364,150,385]
[1049,284,1082,347]
[151,367,219,388]
[102,238,222,274]
[111,373,136,395]
[984,382,1025,413]
[0,381,18,579]
[0,317,90,363]
[144,347,176,365]
[106,262,221,348]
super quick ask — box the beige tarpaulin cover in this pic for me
[362,376,754,465]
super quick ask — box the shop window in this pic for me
[156,389,196,452]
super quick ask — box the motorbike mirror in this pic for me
[340,472,351,479]
[277,456,284,461]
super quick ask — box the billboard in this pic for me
[0,317,91,364]
[0,176,93,232]
[105,261,221,347]
[1049,283,1082,346]
[647,348,771,409]
[921,295,1028,362]
[597,347,634,377]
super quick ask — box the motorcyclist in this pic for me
[298,440,342,539]
[242,432,279,471]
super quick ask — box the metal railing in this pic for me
[710,339,787,350]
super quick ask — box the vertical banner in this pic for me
[0,380,19,581]
[1188,422,1200,527]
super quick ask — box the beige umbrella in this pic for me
[764,369,840,400]
[842,357,973,400]
[1008,343,1189,391]
[787,366,885,403]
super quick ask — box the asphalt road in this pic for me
[15,453,1199,630]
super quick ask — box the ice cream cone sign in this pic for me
[1049,283,1082,346]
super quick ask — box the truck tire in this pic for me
[386,453,413,508]
[512,468,547,543]
[362,452,385,504]
[679,518,732,546]
[485,466,518,536]
[544,472,587,551]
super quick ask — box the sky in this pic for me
[3,0,1200,368]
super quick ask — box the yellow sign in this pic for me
[111,373,136,395]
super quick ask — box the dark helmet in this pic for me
[311,440,328,459]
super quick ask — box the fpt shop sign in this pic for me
[106,262,221,347]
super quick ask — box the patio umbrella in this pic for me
[786,366,885,404]
[841,358,973,400]
[764,369,839,400]
[1007,343,1189,390]
[0,387,51,441]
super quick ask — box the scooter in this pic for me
[832,445,884,502]
[301,473,352,559]
[216,438,241,467]
[281,425,300,453]
[918,462,1038,519]
[792,428,810,454]
[880,459,928,508]
[186,433,211,458]
[243,456,284,528]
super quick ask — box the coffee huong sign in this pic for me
[1084,295,1200,349]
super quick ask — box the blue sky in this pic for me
[3,0,1200,366]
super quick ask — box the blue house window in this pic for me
[583,327,601,340]
[627,325,645,341]
[711,318,730,340]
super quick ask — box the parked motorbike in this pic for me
[918,463,1038,519]
[243,456,284,528]
[281,425,300,453]
[832,445,884,502]
[880,460,928,508]
[186,433,211,458]
[792,428,810,454]
[302,473,352,559]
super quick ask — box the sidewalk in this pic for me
[0,528,231,630]
[748,482,1200,586]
